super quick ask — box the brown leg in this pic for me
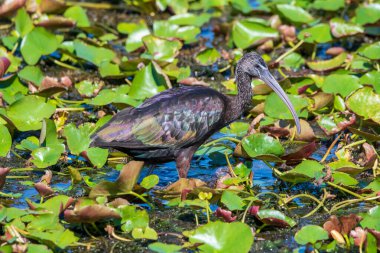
[175,146,198,178]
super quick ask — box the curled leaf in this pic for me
[215,207,237,222]
[0,57,10,78]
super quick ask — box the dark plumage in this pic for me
[91,52,301,178]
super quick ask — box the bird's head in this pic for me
[237,52,302,134]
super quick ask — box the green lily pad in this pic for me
[328,159,364,176]
[118,205,149,233]
[74,40,115,66]
[75,80,103,97]
[364,178,380,192]
[346,87,380,124]
[255,209,296,227]
[63,123,94,155]
[140,174,159,189]
[154,21,200,44]
[195,48,221,66]
[282,52,305,70]
[276,4,314,24]
[295,225,329,245]
[31,146,62,168]
[264,92,308,119]
[355,3,380,25]
[6,95,56,131]
[311,0,345,11]
[280,159,325,183]
[18,65,44,86]
[357,42,380,60]
[99,62,121,77]
[220,121,249,137]
[298,23,333,43]
[360,206,380,231]
[142,35,182,62]
[188,221,253,253]
[64,6,90,27]
[221,190,244,211]
[20,27,59,65]
[15,8,33,37]
[306,53,347,72]
[232,20,278,49]
[317,112,356,135]
[322,74,361,98]
[359,71,380,94]
[0,124,11,157]
[331,171,358,186]
[124,21,150,52]
[148,242,182,253]
[242,133,284,158]
[168,13,211,27]
[330,18,364,38]
[129,63,167,100]
[86,147,108,168]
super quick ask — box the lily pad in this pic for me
[357,42,380,60]
[142,35,182,63]
[31,147,62,168]
[221,190,244,211]
[355,3,380,25]
[74,40,115,66]
[195,48,221,66]
[20,27,60,65]
[18,65,44,86]
[359,71,380,94]
[276,4,314,24]
[298,23,333,43]
[295,225,329,245]
[330,18,363,38]
[360,206,380,231]
[242,133,284,158]
[63,6,90,27]
[0,124,11,157]
[346,87,380,124]
[6,95,56,131]
[188,221,253,253]
[232,20,278,49]
[322,74,361,98]
[311,0,344,11]
[149,242,182,253]
[306,53,347,72]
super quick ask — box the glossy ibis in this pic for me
[91,52,301,178]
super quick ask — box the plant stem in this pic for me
[320,133,342,163]
[275,40,304,63]
[203,137,240,147]
[327,181,365,200]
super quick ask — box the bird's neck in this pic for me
[226,71,253,122]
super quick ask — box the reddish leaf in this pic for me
[178,77,208,86]
[0,57,10,78]
[215,207,237,222]
[0,0,26,17]
[326,47,345,56]
[36,17,76,28]
[281,141,317,164]
[0,167,11,189]
[351,227,367,247]
[34,182,54,197]
[64,204,120,223]
[278,25,296,43]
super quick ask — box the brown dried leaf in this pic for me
[38,0,66,13]
[34,182,54,197]
[0,0,26,17]
[326,47,345,56]
[178,77,209,86]
[278,25,296,43]
[37,76,72,96]
[281,141,317,164]
[164,178,206,194]
[40,170,52,184]
[0,167,11,189]
[36,17,76,28]
[64,204,120,223]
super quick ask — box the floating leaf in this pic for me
[75,80,103,97]
[355,3,380,25]
[221,190,244,211]
[188,221,253,253]
[346,87,380,124]
[18,65,44,86]
[276,4,314,24]
[86,147,108,168]
[220,121,249,137]
[63,123,93,155]
[15,8,33,37]
[295,225,329,245]
[357,42,380,60]
[195,48,221,66]
[298,23,333,43]
[31,147,62,168]
[360,206,380,231]
[118,205,149,233]
[250,207,296,227]
[306,53,347,72]
[0,57,10,77]
[6,95,56,131]
[148,242,182,253]
[20,27,59,65]
[311,0,344,11]
[322,74,361,98]
[168,13,211,27]
[332,171,358,186]
[360,71,380,94]
[140,174,159,189]
[232,20,278,49]
[142,35,182,62]
[280,159,325,183]
[63,6,90,27]
[317,112,356,135]
[124,21,150,52]
[330,18,363,38]
[74,40,115,66]
[282,52,305,70]
[0,125,11,157]
[242,133,284,158]
[129,63,167,100]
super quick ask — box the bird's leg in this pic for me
[175,146,197,178]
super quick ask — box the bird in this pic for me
[91,52,301,178]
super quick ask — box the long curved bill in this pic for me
[259,69,302,134]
